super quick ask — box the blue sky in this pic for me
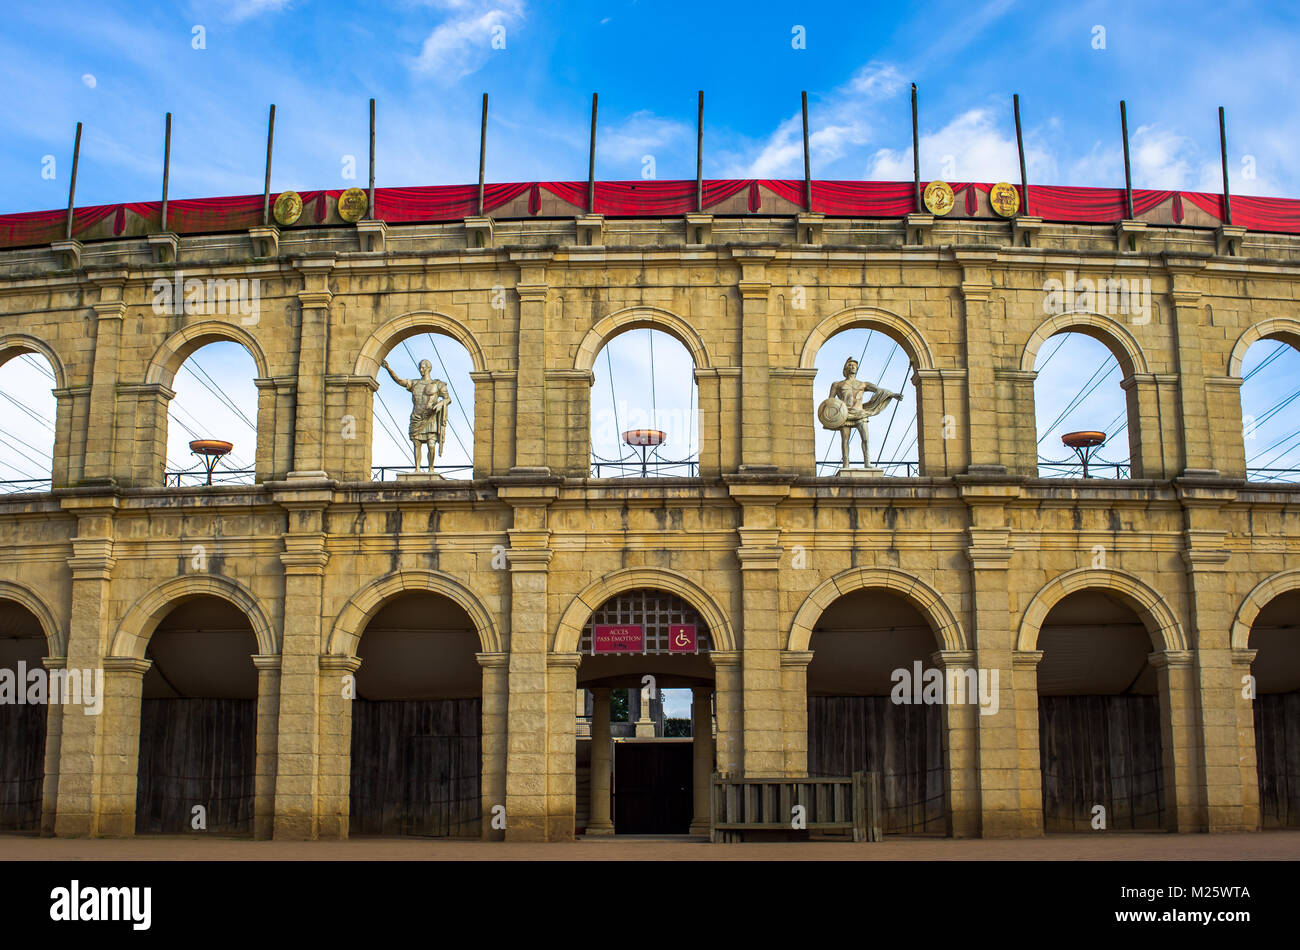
[0,0,1297,487]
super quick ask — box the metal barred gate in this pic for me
[1254,692,1300,828]
[1038,695,1165,831]
[0,702,45,832]
[807,696,946,834]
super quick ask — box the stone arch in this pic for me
[0,333,68,389]
[111,574,277,659]
[144,320,270,386]
[1228,317,1300,378]
[0,580,65,657]
[787,567,966,653]
[553,567,735,653]
[574,306,711,372]
[327,569,502,656]
[798,306,935,372]
[1019,311,1150,377]
[1231,569,1300,650]
[1016,568,1185,653]
[354,310,487,378]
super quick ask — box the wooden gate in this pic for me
[136,698,256,834]
[613,741,692,834]
[1254,692,1300,828]
[1038,695,1164,831]
[0,702,45,832]
[350,698,481,837]
[807,696,946,834]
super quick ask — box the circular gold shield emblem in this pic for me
[923,180,955,216]
[989,182,1021,218]
[337,187,369,223]
[272,190,303,226]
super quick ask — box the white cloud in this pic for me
[225,0,294,23]
[599,110,691,165]
[867,107,1055,184]
[411,1,524,83]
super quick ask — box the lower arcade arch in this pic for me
[804,587,951,836]
[348,591,483,837]
[1245,586,1300,827]
[1034,589,1166,832]
[574,588,718,836]
[0,597,53,833]
[136,595,260,835]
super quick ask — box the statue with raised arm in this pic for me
[817,356,903,471]
[380,358,451,474]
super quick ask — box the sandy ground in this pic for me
[1,831,1296,861]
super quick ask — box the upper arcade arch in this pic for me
[354,311,488,378]
[799,306,935,373]
[327,569,502,656]
[1231,569,1300,651]
[0,334,68,390]
[787,567,966,653]
[145,321,270,387]
[575,306,711,373]
[110,574,278,659]
[1019,311,1150,378]
[0,579,64,657]
[1228,317,1300,378]
[553,567,736,654]
[1016,568,1186,653]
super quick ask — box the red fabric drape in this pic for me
[6,179,1300,249]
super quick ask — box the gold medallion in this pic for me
[989,181,1021,218]
[337,187,369,223]
[923,180,955,216]
[272,190,303,226]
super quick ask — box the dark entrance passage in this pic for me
[1037,590,1165,832]
[806,589,950,835]
[613,740,692,834]
[348,592,482,838]
[0,599,47,833]
[1249,588,1300,828]
[137,596,258,835]
[808,697,945,833]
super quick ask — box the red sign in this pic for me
[593,624,644,654]
[668,624,697,653]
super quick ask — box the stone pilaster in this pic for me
[1009,649,1045,836]
[914,368,968,476]
[82,279,127,483]
[94,656,151,837]
[477,651,509,840]
[510,253,551,473]
[323,374,376,481]
[779,651,813,776]
[956,251,1004,474]
[39,655,65,836]
[1149,649,1204,832]
[288,257,334,476]
[731,248,775,470]
[53,499,118,837]
[1231,648,1260,831]
[271,483,331,838]
[315,653,357,839]
[546,652,581,840]
[251,653,281,840]
[1166,261,1215,475]
[711,651,742,774]
[933,648,980,838]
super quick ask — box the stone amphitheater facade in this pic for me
[0,206,1297,841]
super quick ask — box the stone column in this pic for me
[251,654,282,841]
[711,651,743,774]
[315,654,358,839]
[288,257,334,476]
[477,652,509,840]
[510,255,550,473]
[95,656,152,837]
[82,288,126,484]
[587,687,614,836]
[546,653,581,840]
[1149,649,1203,832]
[1168,275,1216,475]
[271,486,331,839]
[934,649,980,838]
[779,651,813,776]
[689,685,715,834]
[53,503,117,837]
[732,248,775,470]
[957,254,1004,474]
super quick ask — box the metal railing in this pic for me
[371,464,474,480]
[590,458,699,478]
[1036,459,1131,479]
[163,467,256,487]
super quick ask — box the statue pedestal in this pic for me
[836,466,883,478]
[396,471,444,482]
